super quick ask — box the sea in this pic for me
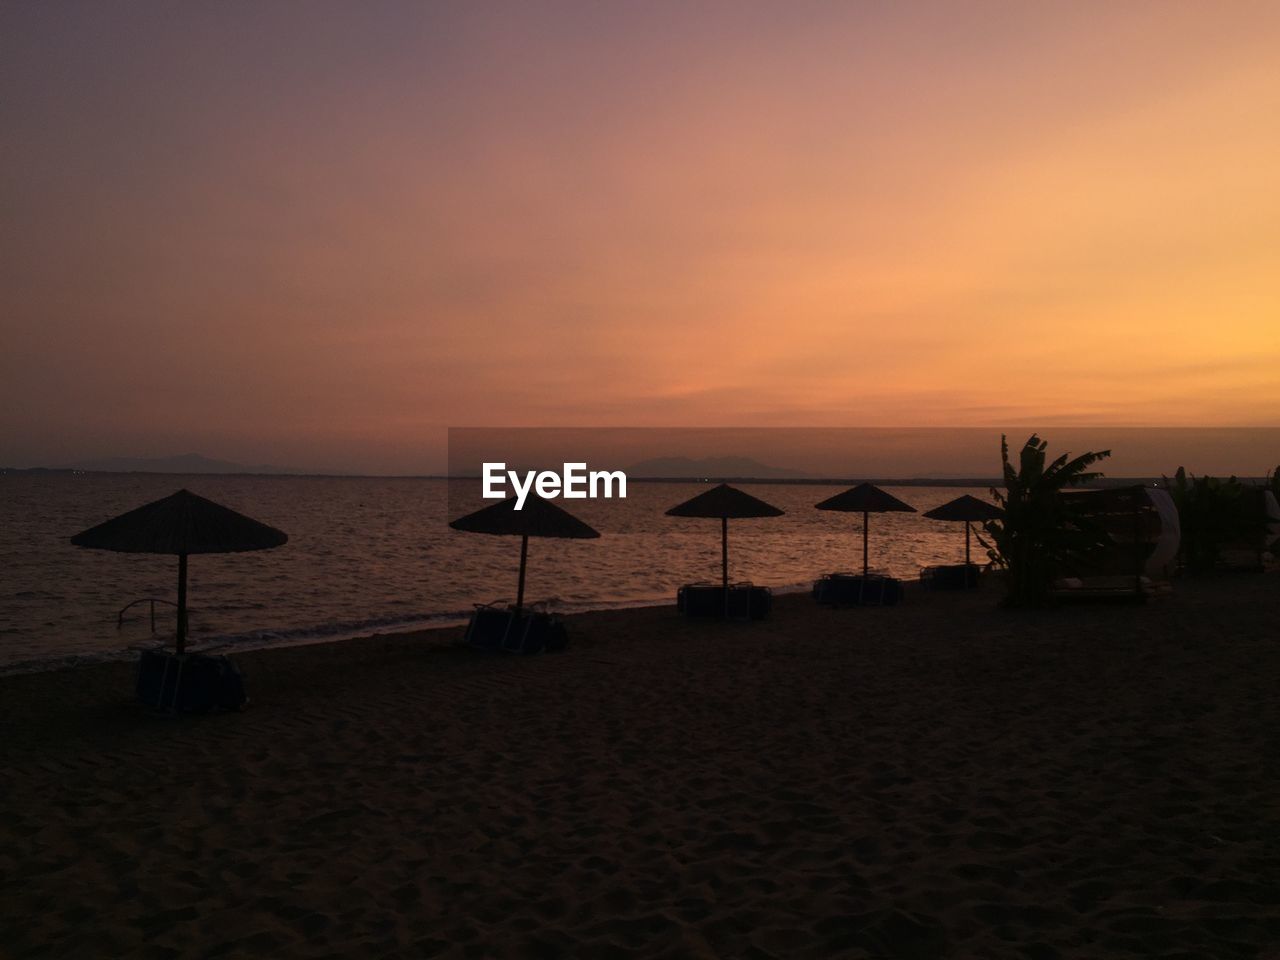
[0,474,995,673]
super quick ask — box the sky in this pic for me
[3,1,1278,474]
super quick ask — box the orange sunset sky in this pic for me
[2,2,1278,474]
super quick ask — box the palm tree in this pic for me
[981,435,1112,606]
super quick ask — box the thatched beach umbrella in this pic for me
[815,483,916,577]
[71,489,288,654]
[449,495,600,616]
[666,484,784,601]
[922,494,1004,565]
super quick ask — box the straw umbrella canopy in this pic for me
[922,494,1004,566]
[815,483,916,577]
[449,495,600,616]
[70,489,288,654]
[665,484,784,601]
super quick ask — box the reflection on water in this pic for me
[0,475,995,670]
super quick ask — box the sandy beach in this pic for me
[3,575,1278,959]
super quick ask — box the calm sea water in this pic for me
[0,475,994,672]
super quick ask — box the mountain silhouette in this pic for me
[61,453,303,475]
[626,456,809,479]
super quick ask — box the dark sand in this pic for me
[2,574,1279,959]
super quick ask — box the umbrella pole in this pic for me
[515,534,528,618]
[176,552,188,656]
[966,522,972,566]
[722,516,729,618]
[862,511,869,577]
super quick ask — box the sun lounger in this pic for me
[676,581,772,620]
[464,602,569,654]
[918,563,982,590]
[136,648,248,713]
[1050,575,1154,604]
[813,572,904,606]
[1216,546,1274,573]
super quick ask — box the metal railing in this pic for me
[117,597,180,633]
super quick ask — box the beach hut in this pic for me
[450,494,599,651]
[1054,485,1181,598]
[665,484,783,618]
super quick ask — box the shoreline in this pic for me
[0,583,823,678]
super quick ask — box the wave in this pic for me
[0,582,822,677]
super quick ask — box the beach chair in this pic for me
[918,563,982,590]
[812,572,904,606]
[676,581,772,620]
[463,601,569,654]
[1216,546,1274,573]
[1049,575,1154,604]
[136,648,248,713]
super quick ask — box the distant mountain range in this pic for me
[0,451,1197,486]
[626,456,810,479]
[57,453,303,475]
